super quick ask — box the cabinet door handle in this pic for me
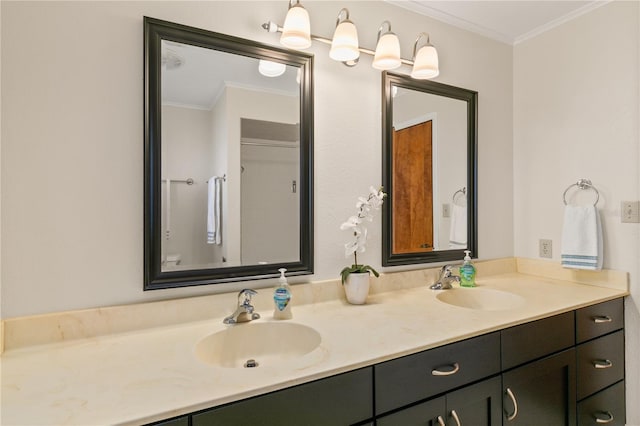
[431,362,460,376]
[593,315,613,323]
[593,359,613,369]
[436,415,446,426]
[505,387,518,421]
[451,410,462,426]
[594,411,614,424]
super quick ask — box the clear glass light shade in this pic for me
[411,45,439,79]
[329,20,360,62]
[372,33,401,70]
[258,60,286,77]
[280,4,311,49]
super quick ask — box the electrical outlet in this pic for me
[442,203,451,218]
[539,239,552,258]
[621,201,640,223]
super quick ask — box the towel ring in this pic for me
[452,187,466,203]
[562,178,599,206]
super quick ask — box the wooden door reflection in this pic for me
[392,120,433,254]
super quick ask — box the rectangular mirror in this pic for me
[382,72,477,266]
[144,17,313,289]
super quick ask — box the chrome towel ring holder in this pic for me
[452,187,466,203]
[562,178,600,206]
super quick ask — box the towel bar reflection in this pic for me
[162,178,194,185]
[562,178,599,206]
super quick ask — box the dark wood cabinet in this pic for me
[377,376,502,426]
[502,348,576,425]
[191,367,373,426]
[575,299,626,424]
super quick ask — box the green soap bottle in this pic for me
[459,250,477,287]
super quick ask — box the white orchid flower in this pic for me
[339,215,361,230]
[341,186,386,267]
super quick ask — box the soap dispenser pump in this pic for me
[273,268,292,320]
[459,250,477,287]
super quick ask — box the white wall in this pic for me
[513,2,640,422]
[0,1,513,318]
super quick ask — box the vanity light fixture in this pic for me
[263,2,440,79]
[258,59,287,77]
[280,0,312,49]
[329,8,360,63]
[372,21,401,70]
[410,32,439,79]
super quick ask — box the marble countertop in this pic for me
[0,259,629,425]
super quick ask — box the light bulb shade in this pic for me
[258,60,286,77]
[280,3,311,49]
[329,20,359,62]
[411,44,439,79]
[372,32,401,70]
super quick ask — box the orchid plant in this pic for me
[340,186,386,284]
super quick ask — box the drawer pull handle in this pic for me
[505,387,518,421]
[436,416,446,426]
[451,409,461,426]
[431,362,460,376]
[593,315,613,323]
[594,411,614,424]
[593,359,613,369]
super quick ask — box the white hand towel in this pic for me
[207,177,222,245]
[449,204,467,249]
[561,205,603,270]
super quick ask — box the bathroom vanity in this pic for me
[0,258,628,425]
[154,298,625,426]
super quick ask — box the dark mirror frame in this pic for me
[382,71,477,266]
[144,17,314,290]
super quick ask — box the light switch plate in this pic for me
[442,203,451,218]
[621,201,640,223]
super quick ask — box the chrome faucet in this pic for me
[223,289,261,324]
[430,265,461,290]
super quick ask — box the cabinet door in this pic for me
[377,397,446,426]
[192,367,373,426]
[445,376,502,426]
[502,348,576,426]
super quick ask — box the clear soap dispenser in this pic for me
[459,250,477,287]
[273,268,292,320]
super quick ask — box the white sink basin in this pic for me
[195,322,321,368]
[436,287,526,311]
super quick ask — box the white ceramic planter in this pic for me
[343,272,370,305]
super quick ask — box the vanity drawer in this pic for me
[577,381,625,426]
[192,367,373,426]
[577,330,624,400]
[374,332,500,415]
[501,311,575,370]
[576,298,624,344]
